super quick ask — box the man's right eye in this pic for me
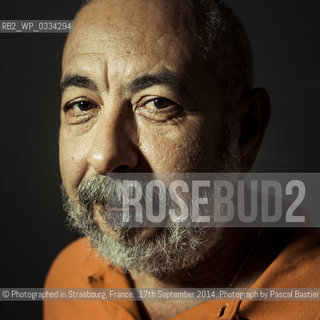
[62,99,100,124]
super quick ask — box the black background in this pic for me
[0,0,319,319]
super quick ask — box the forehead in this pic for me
[62,0,198,80]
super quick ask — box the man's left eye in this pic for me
[136,97,183,122]
[66,100,98,112]
[145,98,176,110]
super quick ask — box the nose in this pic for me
[87,109,139,174]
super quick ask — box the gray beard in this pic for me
[62,119,240,278]
[64,192,223,277]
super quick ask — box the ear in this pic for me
[237,88,271,171]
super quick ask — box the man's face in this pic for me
[60,0,227,199]
[59,0,239,275]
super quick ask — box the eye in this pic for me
[141,97,179,111]
[136,96,183,123]
[62,98,100,125]
[147,98,175,110]
[65,99,98,112]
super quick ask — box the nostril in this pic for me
[113,165,130,172]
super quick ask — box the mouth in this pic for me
[91,205,162,243]
[92,204,132,222]
[91,205,131,242]
[104,206,134,213]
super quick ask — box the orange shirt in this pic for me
[44,229,320,319]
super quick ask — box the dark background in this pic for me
[0,0,319,319]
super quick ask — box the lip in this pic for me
[105,207,136,213]
[93,205,138,220]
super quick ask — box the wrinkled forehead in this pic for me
[62,0,198,72]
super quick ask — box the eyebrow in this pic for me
[122,72,187,96]
[60,71,188,97]
[60,74,99,96]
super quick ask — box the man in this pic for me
[45,0,320,319]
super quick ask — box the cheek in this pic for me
[138,118,219,172]
[59,128,90,198]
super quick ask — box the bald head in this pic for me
[69,0,253,110]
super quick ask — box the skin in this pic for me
[59,0,271,318]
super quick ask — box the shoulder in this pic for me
[282,228,320,282]
[261,228,320,288]
[290,228,320,285]
[45,237,106,288]
[241,229,320,319]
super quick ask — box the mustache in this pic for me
[78,174,127,209]
[75,174,177,228]
[77,174,171,209]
